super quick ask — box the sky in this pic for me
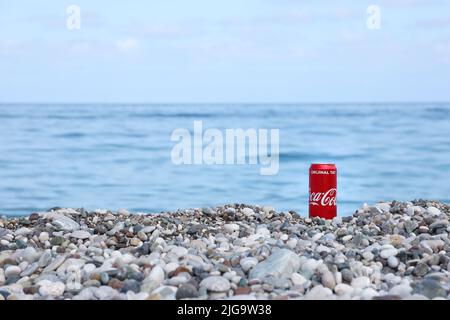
[0,0,450,103]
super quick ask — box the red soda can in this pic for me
[309,163,337,219]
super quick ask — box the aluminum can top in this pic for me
[310,163,336,170]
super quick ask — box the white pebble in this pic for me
[147,265,165,284]
[0,269,5,285]
[70,230,91,240]
[164,262,180,274]
[380,248,398,259]
[351,276,371,289]
[375,202,391,213]
[304,285,333,300]
[38,280,66,297]
[387,256,399,269]
[361,287,379,300]
[286,239,297,249]
[334,283,354,296]
[389,284,412,297]
[83,263,96,274]
[256,227,270,237]
[224,224,240,234]
[200,276,231,292]
[171,246,188,258]
[240,257,258,272]
[39,232,49,243]
[362,251,374,261]
[427,207,441,216]
[321,271,336,289]
[5,265,22,278]
[15,227,32,236]
[241,208,255,216]
[291,273,307,286]
[130,238,142,246]
[342,235,353,242]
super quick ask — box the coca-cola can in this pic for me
[309,163,337,219]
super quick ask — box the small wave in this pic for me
[280,151,365,162]
[92,143,163,152]
[424,106,450,119]
[426,106,450,113]
[45,114,104,120]
[128,112,219,119]
[321,110,370,118]
[0,114,22,119]
[53,132,86,138]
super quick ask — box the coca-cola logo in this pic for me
[310,188,336,206]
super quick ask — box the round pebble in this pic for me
[200,276,231,292]
[39,232,50,243]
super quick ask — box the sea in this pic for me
[1,103,450,217]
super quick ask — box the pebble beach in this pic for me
[1,200,450,300]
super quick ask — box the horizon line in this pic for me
[1,101,450,106]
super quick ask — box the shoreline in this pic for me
[0,200,449,300]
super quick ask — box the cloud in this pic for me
[0,39,33,56]
[339,30,364,43]
[382,0,446,6]
[135,23,188,37]
[22,10,108,30]
[119,19,206,40]
[115,38,140,53]
[416,17,450,29]
[434,42,450,63]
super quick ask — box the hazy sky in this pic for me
[1,0,450,103]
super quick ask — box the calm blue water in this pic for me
[1,104,450,217]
